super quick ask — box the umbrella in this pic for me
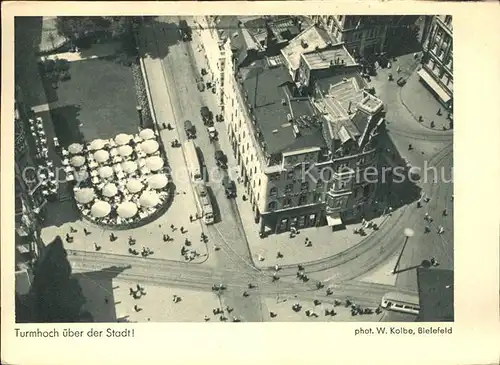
[89,139,106,151]
[70,155,86,167]
[126,179,143,194]
[68,143,83,154]
[103,183,118,197]
[139,191,160,208]
[74,188,94,204]
[146,156,164,171]
[117,201,138,218]
[148,174,168,189]
[91,200,111,218]
[115,133,132,146]
[139,128,155,140]
[141,140,159,154]
[74,169,89,182]
[94,150,110,163]
[99,166,114,179]
[122,161,138,174]
[118,145,133,157]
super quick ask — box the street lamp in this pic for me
[392,228,415,274]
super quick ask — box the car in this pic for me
[196,77,205,92]
[208,126,217,141]
[214,150,227,168]
[397,77,407,86]
[222,176,236,198]
[200,106,210,123]
[184,120,196,139]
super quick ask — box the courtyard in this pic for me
[46,55,141,146]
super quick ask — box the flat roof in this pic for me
[269,17,300,43]
[281,25,331,72]
[302,44,357,70]
[240,60,325,155]
[417,268,454,322]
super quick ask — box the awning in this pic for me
[417,69,451,104]
[326,215,343,227]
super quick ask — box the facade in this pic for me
[420,15,453,108]
[15,86,46,267]
[222,25,385,235]
[311,16,420,60]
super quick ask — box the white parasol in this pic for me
[102,183,118,197]
[89,139,106,151]
[117,201,138,218]
[139,128,155,140]
[126,179,143,194]
[122,161,138,174]
[141,140,159,154]
[74,188,94,204]
[139,191,160,208]
[115,133,132,146]
[146,156,164,171]
[118,145,133,157]
[91,200,111,218]
[68,143,83,154]
[99,166,114,179]
[147,174,168,189]
[70,155,86,167]
[94,150,110,163]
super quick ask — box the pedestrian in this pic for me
[408,143,413,150]
[189,215,193,222]
[437,226,444,234]
[94,242,101,251]
[180,226,185,233]
[136,284,141,291]
[204,315,210,321]
[276,251,283,258]
[84,228,90,236]
[134,305,140,312]
[185,238,191,246]
[171,224,175,231]
[173,295,177,302]
[213,244,219,251]
[424,212,429,221]
[105,297,109,304]
[430,121,435,128]
[129,288,135,296]
[425,225,430,233]
[163,234,168,242]
[275,264,280,271]
[437,108,442,116]
[442,209,447,216]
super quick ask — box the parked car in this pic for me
[184,120,196,139]
[397,77,407,86]
[196,77,205,92]
[200,106,213,125]
[214,150,227,168]
[222,176,236,198]
[208,126,218,141]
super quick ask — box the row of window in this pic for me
[268,192,323,211]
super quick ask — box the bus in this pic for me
[194,184,214,225]
[381,292,420,315]
[184,140,202,182]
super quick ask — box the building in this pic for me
[196,16,303,111]
[311,16,420,60]
[419,15,453,109]
[222,25,385,235]
[15,86,46,266]
[417,268,454,322]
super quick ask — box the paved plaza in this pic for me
[78,277,221,322]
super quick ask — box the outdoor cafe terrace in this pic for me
[65,129,172,228]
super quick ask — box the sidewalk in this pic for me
[40,41,122,63]
[400,69,452,131]
[233,185,388,269]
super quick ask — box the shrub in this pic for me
[131,61,152,126]
[55,58,70,72]
[43,59,56,73]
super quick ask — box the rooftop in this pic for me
[281,25,331,72]
[239,59,325,155]
[302,44,357,70]
[417,268,454,322]
[268,17,300,43]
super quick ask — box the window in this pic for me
[270,187,277,196]
[287,170,294,180]
[316,180,324,189]
[285,183,294,193]
[268,201,277,210]
[314,192,322,202]
[299,195,307,205]
[283,197,292,208]
[301,182,309,191]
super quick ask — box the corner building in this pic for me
[222,22,385,235]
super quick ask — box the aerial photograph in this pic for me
[14,15,453,323]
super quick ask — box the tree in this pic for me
[55,16,112,42]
